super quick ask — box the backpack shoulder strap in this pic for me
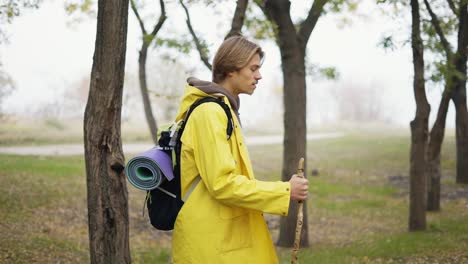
[173,97,234,203]
[179,96,234,140]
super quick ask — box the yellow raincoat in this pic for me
[172,84,291,264]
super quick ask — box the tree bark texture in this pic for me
[426,155,441,211]
[453,2,468,184]
[264,0,310,247]
[278,53,309,247]
[453,88,468,184]
[427,92,450,211]
[84,0,131,263]
[409,0,430,231]
[423,0,468,208]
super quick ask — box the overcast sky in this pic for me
[0,0,456,128]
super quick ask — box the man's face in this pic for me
[230,53,262,96]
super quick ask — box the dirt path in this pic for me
[0,133,343,156]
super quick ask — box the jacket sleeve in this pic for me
[182,102,291,216]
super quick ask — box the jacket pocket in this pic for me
[219,205,252,252]
[219,204,247,219]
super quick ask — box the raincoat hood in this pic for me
[175,77,241,123]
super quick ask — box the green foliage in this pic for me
[377,0,465,87]
[423,34,465,88]
[318,67,339,80]
[0,0,42,43]
[244,14,276,40]
[143,33,155,46]
[421,12,458,53]
[0,0,41,22]
[244,2,276,40]
[376,0,407,7]
[154,37,193,54]
[64,0,96,25]
[64,0,94,15]
[325,0,360,14]
[378,35,396,51]
[196,39,210,58]
[322,0,362,28]
[306,63,340,81]
[426,60,448,85]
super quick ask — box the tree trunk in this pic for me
[426,156,441,211]
[427,92,450,211]
[138,45,159,144]
[453,96,468,184]
[264,0,309,247]
[409,0,429,231]
[277,52,309,247]
[225,0,248,39]
[84,0,131,263]
[453,2,468,184]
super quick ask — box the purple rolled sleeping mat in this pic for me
[125,147,174,190]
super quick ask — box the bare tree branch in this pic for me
[148,0,167,45]
[423,0,453,58]
[131,0,167,144]
[130,0,147,35]
[225,0,249,39]
[179,0,212,71]
[298,0,328,46]
[446,0,458,16]
[131,0,166,46]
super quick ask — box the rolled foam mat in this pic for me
[125,147,174,190]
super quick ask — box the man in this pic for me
[172,36,309,263]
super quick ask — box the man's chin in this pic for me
[240,90,255,95]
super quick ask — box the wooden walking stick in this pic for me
[291,157,304,264]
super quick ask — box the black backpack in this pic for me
[146,97,234,230]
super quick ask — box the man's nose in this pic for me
[255,71,262,80]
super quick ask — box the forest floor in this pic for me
[0,128,467,263]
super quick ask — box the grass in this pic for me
[0,118,157,146]
[0,154,172,263]
[0,118,83,146]
[0,130,467,263]
[278,216,468,263]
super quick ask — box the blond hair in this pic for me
[212,36,264,83]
